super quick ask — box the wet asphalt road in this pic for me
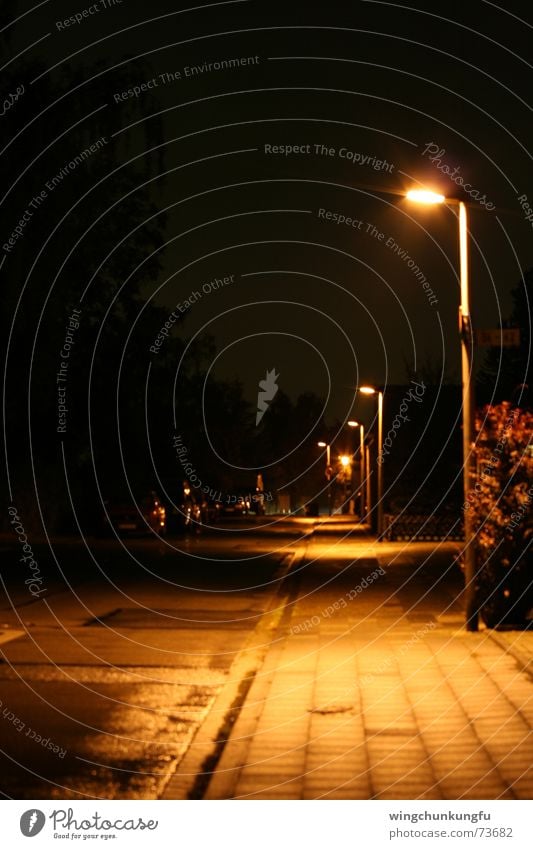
[0,521,303,799]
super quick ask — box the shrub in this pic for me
[467,402,532,627]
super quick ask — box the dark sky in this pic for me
[2,0,532,426]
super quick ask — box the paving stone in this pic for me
[204,541,533,801]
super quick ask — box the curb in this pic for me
[159,550,303,799]
[204,584,298,799]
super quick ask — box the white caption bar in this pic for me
[3,800,531,848]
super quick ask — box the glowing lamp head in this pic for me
[339,455,350,467]
[406,189,445,205]
[347,420,359,427]
[359,386,376,395]
[317,441,327,448]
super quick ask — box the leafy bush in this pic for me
[466,402,532,627]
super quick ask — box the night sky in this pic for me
[2,0,532,487]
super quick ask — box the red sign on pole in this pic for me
[475,328,520,347]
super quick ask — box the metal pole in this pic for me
[365,444,372,523]
[377,391,384,538]
[359,425,365,521]
[345,463,350,514]
[459,201,478,631]
[326,443,332,516]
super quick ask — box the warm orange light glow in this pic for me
[406,189,445,204]
[459,201,470,317]
[339,455,350,466]
[359,386,376,395]
[347,420,359,427]
[317,441,327,447]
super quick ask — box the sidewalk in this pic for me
[166,535,533,800]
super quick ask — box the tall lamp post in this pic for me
[348,420,365,520]
[359,386,384,537]
[317,441,332,515]
[406,189,477,631]
[339,454,352,513]
[365,442,372,523]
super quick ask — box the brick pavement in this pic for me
[178,533,533,799]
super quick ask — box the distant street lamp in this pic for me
[359,386,384,537]
[317,441,330,466]
[348,420,365,520]
[339,454,352,514]
[407,189,477,631]
[317,441,332,515]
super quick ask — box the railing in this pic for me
[383,513,463,541]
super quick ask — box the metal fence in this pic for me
[383,513,464,541]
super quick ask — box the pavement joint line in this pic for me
[159,548,305,800]
[486,629,533,683]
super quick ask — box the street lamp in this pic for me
[348,420,365,521]
[359,386,384,537]
[317,441,330,466]
[405,189,445,205]
[339,454,351,514]
[407,189,477,631]
[317,441,332,515]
